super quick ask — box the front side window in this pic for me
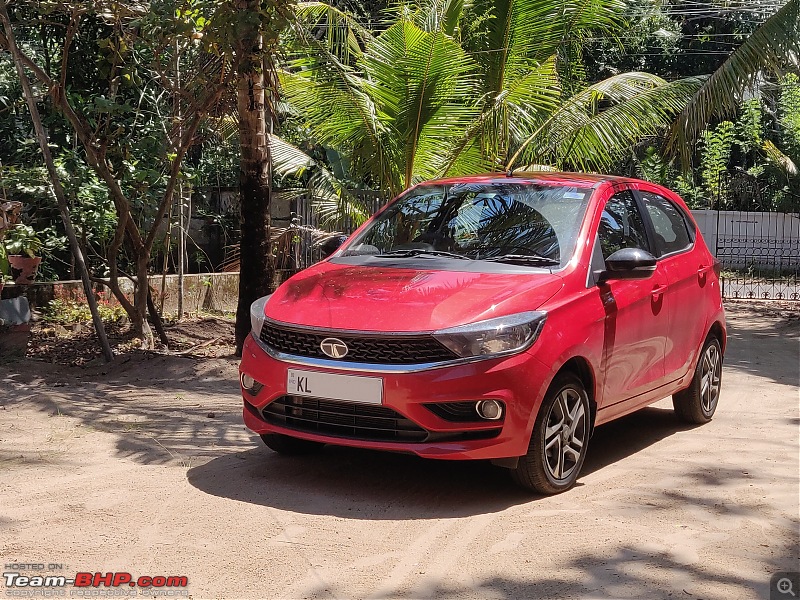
[342,183,592,269]
[598,191,650,259]
[640,191,693,256]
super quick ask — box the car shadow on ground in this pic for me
[186,406,697,519]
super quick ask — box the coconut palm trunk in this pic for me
[234,38,275,355]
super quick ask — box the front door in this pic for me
[595,188,669,407]
[637,188,706,379]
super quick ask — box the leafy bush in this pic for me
[3,224,42,257]
[42,297,127,325]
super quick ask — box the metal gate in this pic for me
[290,192,385,270]
[692,210,800,301]
[689,169,800,301]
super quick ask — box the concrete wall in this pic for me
[691,210,800,270]
[1,272,241,315]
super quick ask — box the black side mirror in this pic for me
[597,247,657,284]
[320,235,348,258]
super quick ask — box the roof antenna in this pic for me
[505,167,515,177]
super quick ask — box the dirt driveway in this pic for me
[1,303,798,600]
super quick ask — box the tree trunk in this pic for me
[0,3,114,362]
[234,63,273,355]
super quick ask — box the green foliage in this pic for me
[0,242,9,279]
[0,155,117,278]
[635,76,800,211]
[700,121,735,207]
[668,0,800,163]
[636,146,673,188]
[736,99,763,153]
[282,0,697,213]
[778,73,800,161]
[42,297,127,325]
[3,224,42,257]
[583,0,682,81]
[0,0,234,285]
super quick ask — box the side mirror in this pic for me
[320,235,348,258]
[597,248,657,284]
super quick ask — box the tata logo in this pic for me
[320,338,349,359]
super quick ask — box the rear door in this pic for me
[636,188,707,380]
[595,187,670,407]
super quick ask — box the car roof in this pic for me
[422,171,631,188]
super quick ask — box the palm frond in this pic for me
[508,73,702,170]
[269,134,372,227]
[763,139,799,177]
[554,76,703,171]
[412,0,466,35]
[279,52,395,192]
[667,0,800,165]
[294,2,372,64]
[362,21,480,188]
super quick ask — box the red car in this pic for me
[239,173,725,494]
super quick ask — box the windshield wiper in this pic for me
[375,249,473,260]
[481,253,559,266]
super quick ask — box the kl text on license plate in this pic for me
[287,369,383,404]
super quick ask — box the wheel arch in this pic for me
[707,320,727,354]
[557,356,598,435]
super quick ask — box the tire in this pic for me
[260,433,324,455]
[673,337,723,424]
[511,372,591,494]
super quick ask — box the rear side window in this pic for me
[598,191,650,259]
[640,191,693,256]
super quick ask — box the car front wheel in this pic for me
[511,373,591,494]
[673,337,723,424]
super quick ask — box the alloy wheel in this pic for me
[543,387,588,481]
[700,343,722,415]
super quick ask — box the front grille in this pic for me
[260,322,459,364]
[261,396,503,444]
[262,395,428,442]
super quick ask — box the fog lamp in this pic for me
[240,373,263,395]
[476,400,503,420]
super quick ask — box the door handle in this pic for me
[651,284,667,297]
[698,264,710,283]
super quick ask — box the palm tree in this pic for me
[277,0,702,223]
[227,0,373,353]
[667,0,800,166]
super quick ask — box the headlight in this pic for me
[250,295,270,339]
[433,311,547,359]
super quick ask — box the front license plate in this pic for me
[286,369,383,405]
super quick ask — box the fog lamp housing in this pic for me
[240,372,263,395]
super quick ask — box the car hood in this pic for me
[265,262,564,332]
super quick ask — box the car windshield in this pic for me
[341,182,592,269]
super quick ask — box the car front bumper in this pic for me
[239,333,552,460]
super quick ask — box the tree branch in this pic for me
[143,79,228,253]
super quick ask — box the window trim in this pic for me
[632,189,695,260]
[597,188,652,260]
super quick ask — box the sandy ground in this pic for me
[0,303,798,600]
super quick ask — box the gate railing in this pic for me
[289,192,385,270]
[692,210,800,301]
